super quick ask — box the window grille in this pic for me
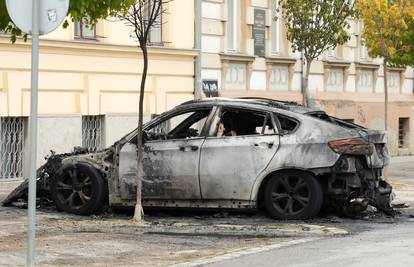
[0,117,25,179]
[82,116,103,152]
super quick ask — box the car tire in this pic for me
[264,170,323,220]
[50,162,107,215]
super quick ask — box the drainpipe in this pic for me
[194,0,202,100]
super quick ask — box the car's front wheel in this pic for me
[264,170,323,220]
[50,162,107,215]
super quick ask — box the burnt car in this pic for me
[3,97,393,219]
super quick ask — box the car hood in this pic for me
[2,147,113,207]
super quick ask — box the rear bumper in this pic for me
[326,155,393,214]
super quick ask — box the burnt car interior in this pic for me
[276,115,298,133]
[216,108,275,137]
[145,109,211,141]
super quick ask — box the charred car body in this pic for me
[3,97,393,219]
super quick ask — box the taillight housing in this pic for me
[328,137,374,155]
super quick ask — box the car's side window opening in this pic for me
[146,109,211,141]
[215,108,275,137]
[276,115,298,133]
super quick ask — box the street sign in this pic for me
[6,1,70,266]
[6,0,69,35]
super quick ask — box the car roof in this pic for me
[179,97,318,114]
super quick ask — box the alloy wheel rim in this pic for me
[56,168,93,209]
[271,175,311,216]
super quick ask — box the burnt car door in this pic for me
[118,107,213,200]
[199,106,280,200]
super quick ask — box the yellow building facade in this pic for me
[0,1,197,179]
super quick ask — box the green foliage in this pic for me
[278,0,355,107]
[393,19,414,66]
[67,0,134,24]
[0,0,134,42]
[278,0,355,63]
[356,0,414,67]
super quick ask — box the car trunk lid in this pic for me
[308,112,389,169]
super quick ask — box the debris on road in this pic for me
[392,203,411,209]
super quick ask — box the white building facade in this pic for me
[200,0,414,156]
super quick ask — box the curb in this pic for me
[169,237,318,267]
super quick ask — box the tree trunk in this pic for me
[134,42,148,222]
[302,60,312,108]
[383,59,388,131]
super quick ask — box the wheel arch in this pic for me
[252,167,320,209]
[50,161,108,215]
[59,157,111,182]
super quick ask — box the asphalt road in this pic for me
[202,157,414,267]
[205,221,414,267]
[388,156,414,185]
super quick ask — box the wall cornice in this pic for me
[323,60,351,68]
[355,61,380,70]
[220,53,255,62]
[0,37,198,58]
[265,56,297,65]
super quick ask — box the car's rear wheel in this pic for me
[264,170,323,220]
[50,162,106,215]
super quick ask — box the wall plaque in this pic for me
[253,9,266,57]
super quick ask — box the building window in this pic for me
[399,118,409,148]
[359,21,367,61]
[144,1,162,44]
[360,45,368,61]
[82,116,104,152]
[227,0,239,51]
[0,117,25,179]
[74,19,96,39]
[327,48,335,59]
[271,0,280,55]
